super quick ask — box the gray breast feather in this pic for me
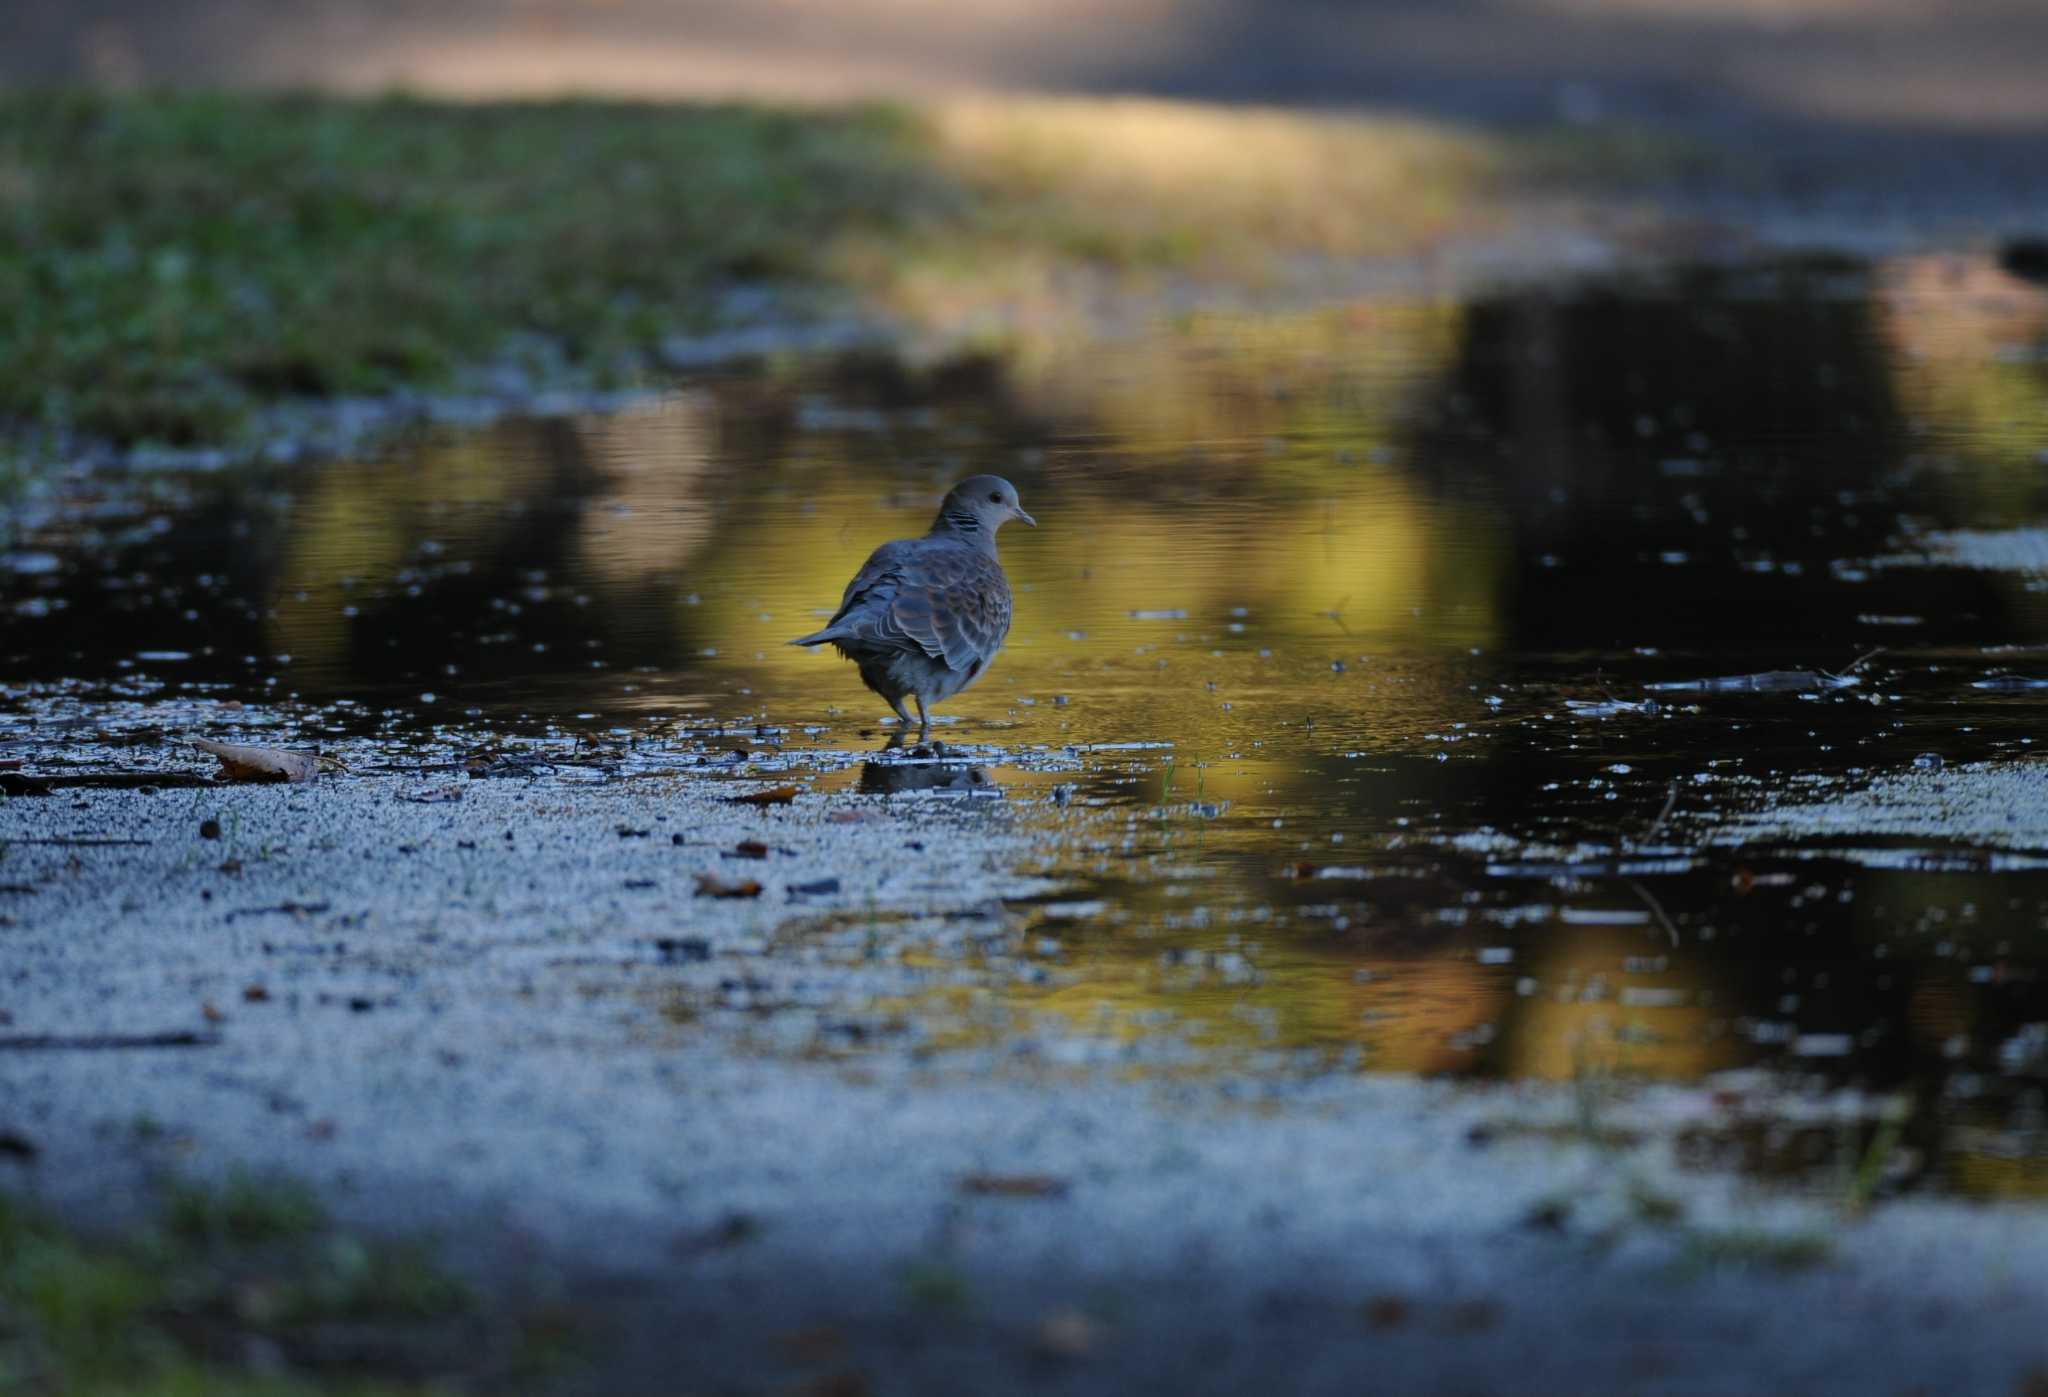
[828,538,1012,673]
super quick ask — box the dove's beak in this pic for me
[1012,505,1037,527]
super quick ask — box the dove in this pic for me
[791,475,1035,738]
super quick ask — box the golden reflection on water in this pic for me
[221,263,2048,1141]
[1876,252,2048,519]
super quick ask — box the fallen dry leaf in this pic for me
[1363,1295,1411,1329]
[778,1325,849,1363]
[728,784,799,806]
[1036,1307,1100,1358]
[732,839,770,860]
[694,873,764,899]
[242,984,270,1003]
[787,1373,868,1397]
[194,739,318,784]
[960,1173,1069,1198]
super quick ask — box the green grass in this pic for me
[0,91,941,447]
[0,89,1710,457]
[0,1177,473,1394]
[164,1168,327,1245]
[1678,1226,1835,1273]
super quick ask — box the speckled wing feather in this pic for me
[828,538,1012,672]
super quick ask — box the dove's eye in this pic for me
[988,490,1003,503]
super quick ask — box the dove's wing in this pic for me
[828,539,1011,673]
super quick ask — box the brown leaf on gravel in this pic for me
[778,1325,849,1363]
[960,1173,1069,1198]
[242,984,270,1003]
[728,784,799,806]
[788,1372,868,1397]
[828,808,876,824]
[732,839,770,860]
[693,873,764,899]
[1035,1307,1100,1358]
[1363,1295,1411,1329]
[194,738,318,784]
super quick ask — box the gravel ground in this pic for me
[5,762,2048,1393]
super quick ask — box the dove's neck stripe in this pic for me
[934,508,998,555]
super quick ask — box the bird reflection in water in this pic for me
[858,746,1001,797]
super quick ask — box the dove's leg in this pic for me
[884,694,912,728]
[913,694,931,740]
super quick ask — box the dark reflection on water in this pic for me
[8,254,2048,1195]
[857,754,1000,796]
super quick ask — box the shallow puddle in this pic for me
[7,253,2048,1197]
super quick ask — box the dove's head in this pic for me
[933,474,1036,541]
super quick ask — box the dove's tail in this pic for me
[789,627,847,647]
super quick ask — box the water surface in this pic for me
[9,252,2048,1196]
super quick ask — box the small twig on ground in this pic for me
[1828,647,1886,679]
[8,837,154,847]
[0,1031,220,1051]
[1321,595,1352,633]
[1626,877,1681,949]
[224,901,332,922]
[1641,781,1680,845]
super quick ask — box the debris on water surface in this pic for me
[728,784,800,806]
[1033,900,1106,922]
[694,873,764,899]
[193,738,319,783]
[1564,697,1660,717]
[1644,671,1858,694]
[788,877,842,897]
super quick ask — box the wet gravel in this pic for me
[5,765,2048,1393]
